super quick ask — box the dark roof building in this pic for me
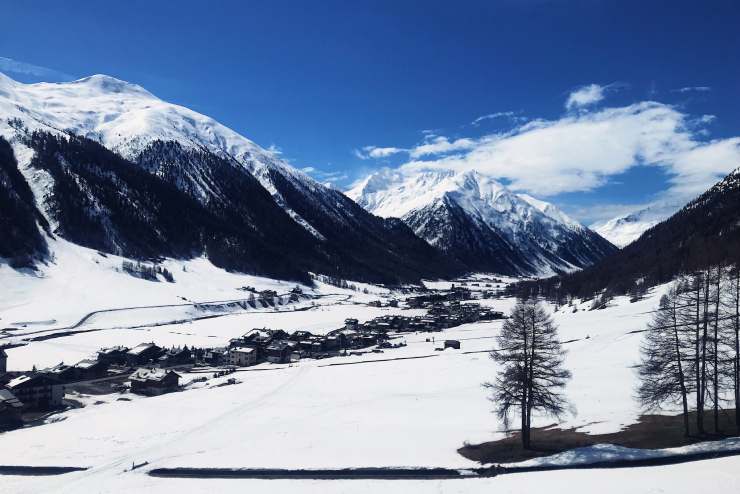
[6,373,65,411]
[130,368,180,395]
[0,389,23,427]
[125,343,163,366]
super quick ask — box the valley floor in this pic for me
[2,245,740,492]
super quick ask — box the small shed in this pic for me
[444,340,461,350]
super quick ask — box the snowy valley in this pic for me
[2,71,740,494]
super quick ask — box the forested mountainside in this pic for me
[2,129,462,283]
[19,131,324,281]
[0,136,49,266]
[511,168,740,301]
[0,73,465,283]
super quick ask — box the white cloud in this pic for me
[409,136,478,158]
[354,146,406,160]
[266,144,283,156]
[666,137,740,197]
[355,84,740,202]
[399,101,740,199]
[0,57,74,81]
[565,83,606,110]
[301,166,348,184]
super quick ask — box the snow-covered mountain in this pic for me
[0,72,460,282]
[347,168,617,276]
[591,202,682,247]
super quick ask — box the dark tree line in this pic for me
[121,260,174,282]
[0,136,49,266]
[638,266,740,436]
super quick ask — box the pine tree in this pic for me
[485,301,571,449]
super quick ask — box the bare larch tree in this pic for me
[486,300,571,449]
[637,286,695,436]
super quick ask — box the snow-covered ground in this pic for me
[3,254,738,492]
[0,239,411,370]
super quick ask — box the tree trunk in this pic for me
[700,274,710,435]
[672,299,690,437]
[713,265,721,433]
[525,313,537,449]
[735,272,740,431]
[695,277,704,434]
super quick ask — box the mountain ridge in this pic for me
[0,72,462,283]
[347,168,617,276]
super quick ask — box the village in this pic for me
[0,282,504,430]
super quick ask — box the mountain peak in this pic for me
[349,167,615,275]
[69,74,153,96]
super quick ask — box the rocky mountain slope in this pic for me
[0,72,460,282]
[347,168,616,276]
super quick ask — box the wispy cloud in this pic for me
[409,135,477,158]
[673,86,711,93]
[266,144,283,156]
[0,56,74,82]
[565,83,607,110]
[301,166,348,184]
[354,146,406,160]
[471,111,522,126]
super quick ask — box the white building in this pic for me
[228,347,257,367]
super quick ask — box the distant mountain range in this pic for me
[347,168,616,276]
[591,202,682,247]
[0,72,615,282]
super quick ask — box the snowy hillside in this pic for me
[0,72,266,162]
[7,276,735,494]
[347,168,616,276]
[592,202,682,247]
[0,72,459,283]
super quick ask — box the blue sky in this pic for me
[2,0,740,224]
